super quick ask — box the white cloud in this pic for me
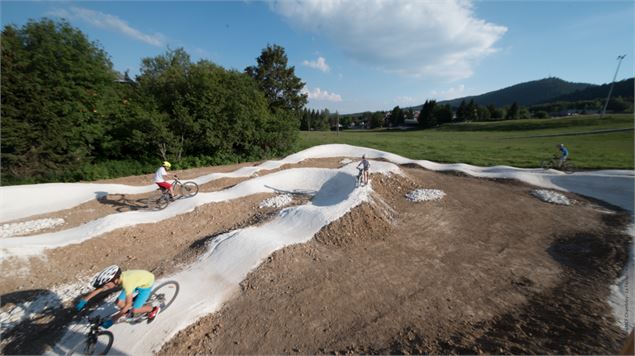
[394,96,415,104]
[301,86,343,102]
[429,84,466,100]
[272,0,507,80]
[302,56,331,73]
[48,7,165,47]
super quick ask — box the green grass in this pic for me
[296,114,634,169]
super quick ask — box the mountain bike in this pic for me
[68,281,179,355]
[122,280,180,325]
[540,155,575,174]
[67,315,113,355]
[355,167,365,187]
[154,176,199,210]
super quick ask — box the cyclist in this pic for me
[155,161,175,200]
[75,265,160,328]
[556,144,569,168]
[357,154,370,185]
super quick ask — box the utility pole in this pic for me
[601,54,626,117]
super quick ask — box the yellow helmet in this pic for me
[162,161,171,168]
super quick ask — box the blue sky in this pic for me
[2,0,633,114]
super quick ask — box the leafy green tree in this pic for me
[608,97,633,112]
[486,104,499,119]
[418,100,437,128]
[138,48,297,160]
[466,100,479,121]
[320,108,331,130]
[476,106,490,121]
[506,102,519,120]
[245,44,307,113]
[456,100,468,121]
[339,115,352,129]
[518,106,531,119]
[389,106,404,126]
[370,111,384,129]
[434,104,454,125]
[1,19,118,182]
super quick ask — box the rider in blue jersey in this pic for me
[557,144,569,168]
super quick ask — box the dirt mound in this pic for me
[315,199,394,247]
[159,167,632,355]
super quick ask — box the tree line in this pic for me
[1,19,306,184]
[303,95,632,133]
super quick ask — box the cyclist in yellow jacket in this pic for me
[75,265,160,328]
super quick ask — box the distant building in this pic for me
[114,70,136,85]
[403,118,418,126]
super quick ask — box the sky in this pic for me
[2,0,633,114]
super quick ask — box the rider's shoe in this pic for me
[147,306,160,323]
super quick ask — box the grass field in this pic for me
[295,114,634,169]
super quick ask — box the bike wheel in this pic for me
[148,281,180,312]
[563,161,576,174]
[67,331,113,355]
[156,194,169,210]
[180,181,199,197]
[540,160,553,170]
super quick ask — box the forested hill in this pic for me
[439,77,594,107]
[543,77,634,103]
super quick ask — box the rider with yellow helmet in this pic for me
[154,161,175,200]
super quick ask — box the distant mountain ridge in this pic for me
[546,77,633,103]
[438,77,595,107]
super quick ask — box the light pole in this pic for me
[600,54,626,117]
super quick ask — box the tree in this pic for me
[1,19,118,182]
[138,48,298,160]
[506,102,519,120]
[607,97,633,112]
[300,109,310,131]
[390,106,404,126]
[456,100,468,121]
[245,44,307,113]
[434,104,453,125]
[418,100,437,128]
[339,115,352,129]
[370,111,384,129]
[486,104,498,119]
[477,106,491,121]
[466,100,479,121]
[518,106,531,119]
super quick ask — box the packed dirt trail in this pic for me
[160,168,632,355]
[0,144,632,355]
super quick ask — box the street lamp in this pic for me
[600,54,626,117]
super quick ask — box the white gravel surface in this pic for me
[1,218,65,238]
[405,189,446,202]
[259,194,294,208]
[530,189,571,205]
